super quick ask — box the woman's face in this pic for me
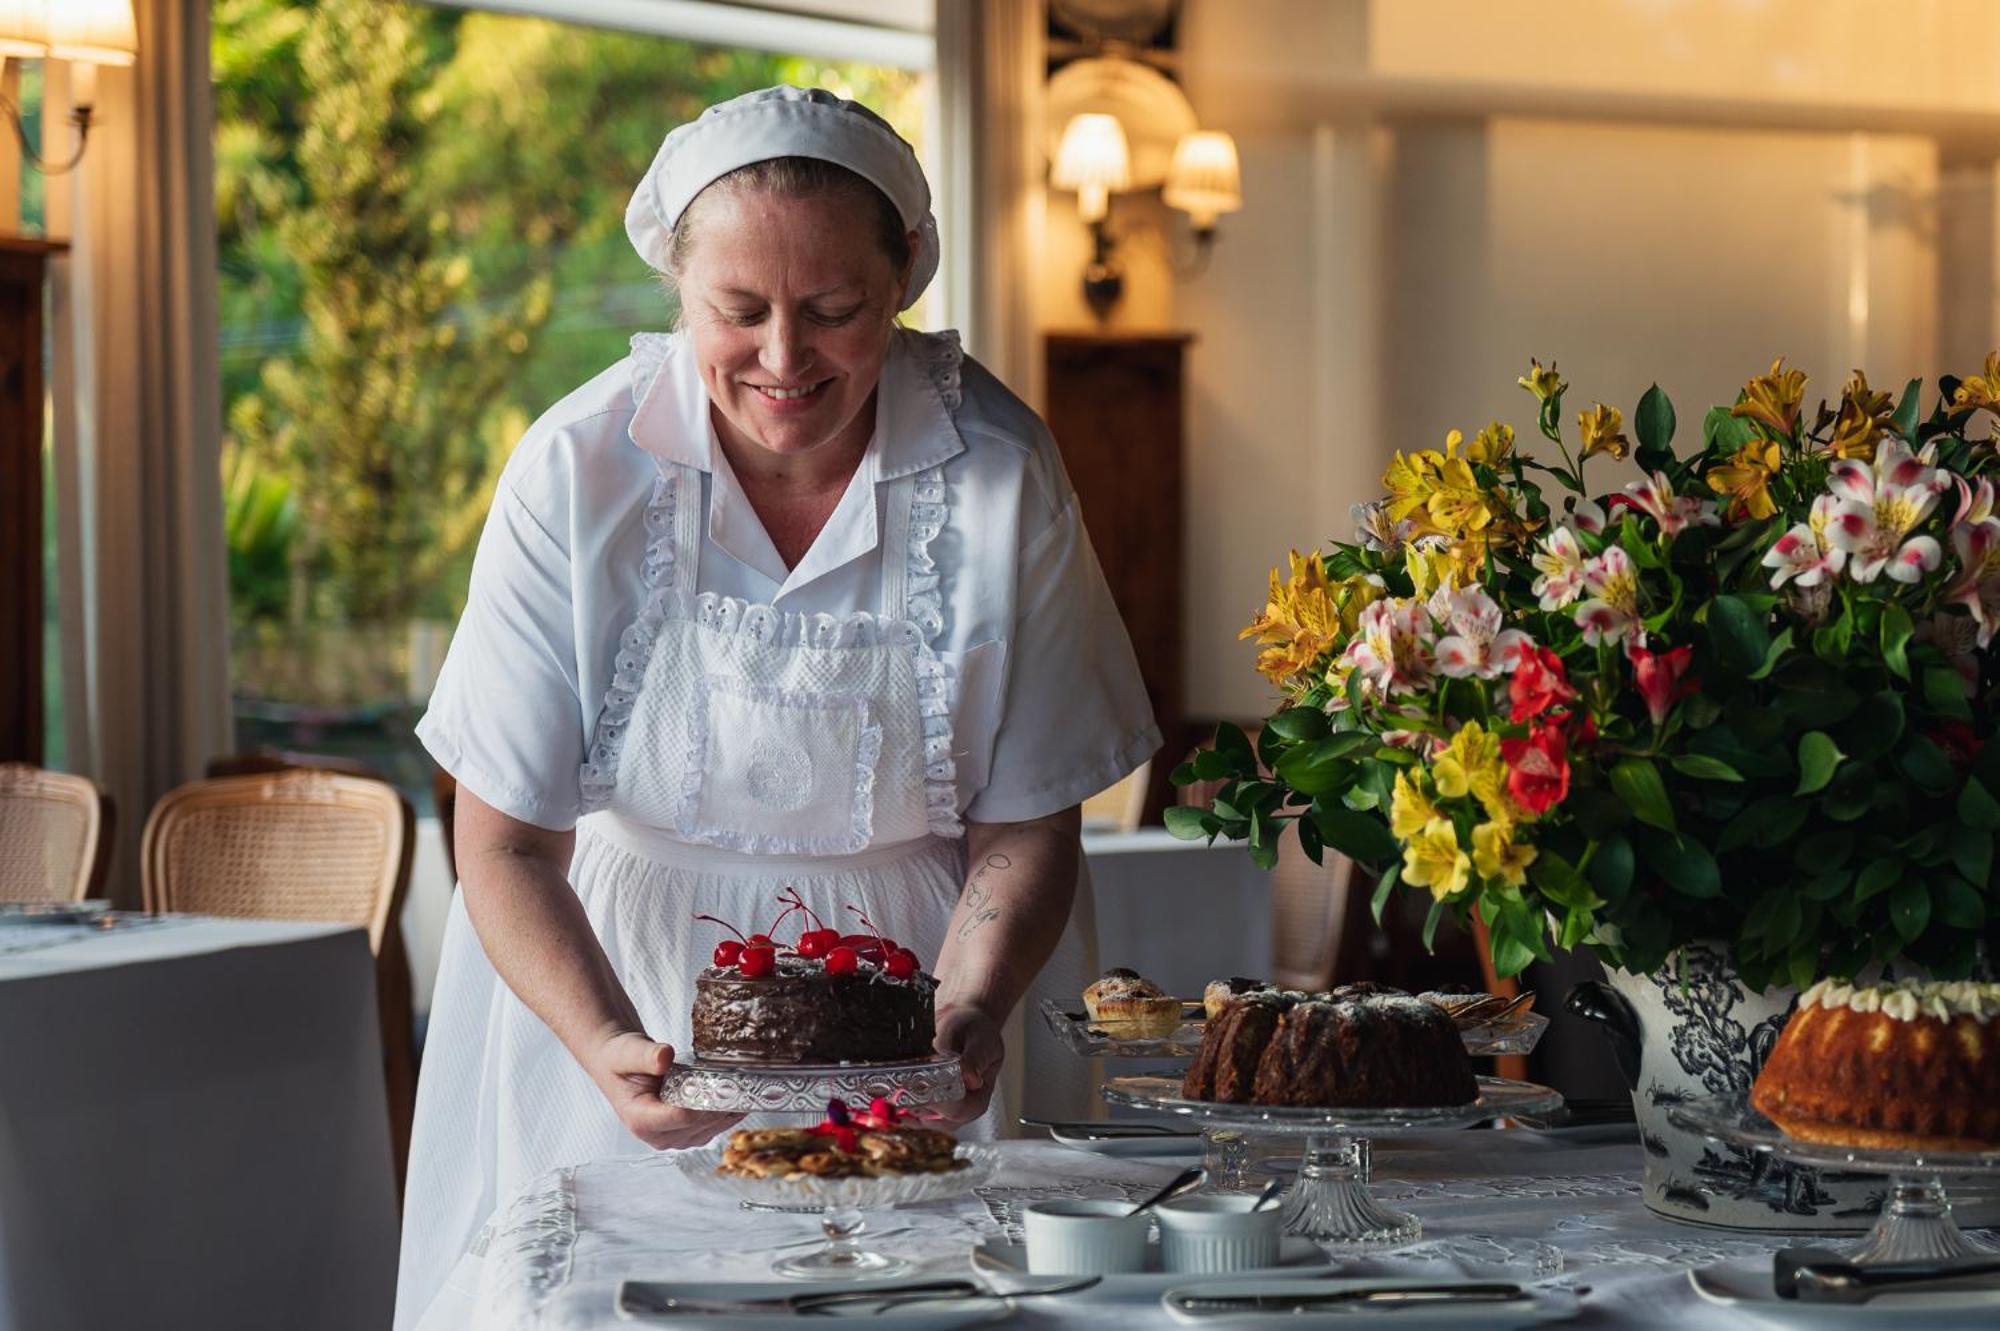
[676,186,911,461]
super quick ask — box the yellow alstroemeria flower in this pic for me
[1402,816,1471,901]
[1577,404,1630,461]
[1705,438,1782,521]
[1405,541,1485,600]
[1732,357,1808,436]
[1240,552,1382,688]
[1828,369,1894,461]
[1390,770,1442,840]
[1950,352,2000,418]
[1466,421,1516,467]
[1472,821,1537,888]
[1425,456,1498,538]
[1430,721,1513,823]
[1382,449,1446,533]
[1518,358,1564,403]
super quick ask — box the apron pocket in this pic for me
[677,675,882,854]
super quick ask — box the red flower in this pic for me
[1509,647,1578,723]
[1502,724,1571,816]
[1932,722,1985,776]
[1627,641,1697,727]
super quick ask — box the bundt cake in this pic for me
[1750,978,2000,1151]
[1181,984,1477,1108]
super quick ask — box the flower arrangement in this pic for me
[1172,357,2000,989]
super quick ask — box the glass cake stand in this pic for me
[1671,1094,2000,1264]
[677,1143,1000,1278]
[1102,1075,1565,1248]
[659,1052,964,1113]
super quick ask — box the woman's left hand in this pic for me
[931,1003,1005,1126]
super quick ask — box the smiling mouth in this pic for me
[749,380,830,402]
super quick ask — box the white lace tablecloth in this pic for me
[452,1129,2000,1328]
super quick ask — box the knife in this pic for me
[1167,1281,1530,1313]
[618,1275,1098,1318]
[1018,1117,1197,1139]
[1776,1247,2000,1303]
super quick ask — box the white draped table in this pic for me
[0,915,399,1331]
[455,1129,2000,1328]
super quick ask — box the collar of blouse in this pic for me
[627,328,964,599]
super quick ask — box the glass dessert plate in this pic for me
[1101,1075,1565,1249]
[1671,1094,2000,1265]
[660,1052,964,1113]
[676,1143,1000,1279]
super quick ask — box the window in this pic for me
[213,0,932,809]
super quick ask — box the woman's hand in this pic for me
[931,1003,1005,1126]
[587,1030,743,1149]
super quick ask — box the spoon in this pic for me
[1126,1165,1206,1216]
[1250,1176,1286,1212]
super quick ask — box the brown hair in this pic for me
[666,156,913,281]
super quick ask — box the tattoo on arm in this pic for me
[955,852,1010,940]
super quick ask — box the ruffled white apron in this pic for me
[395,334,1093,1329]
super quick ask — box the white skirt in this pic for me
[394,814,1093,1330]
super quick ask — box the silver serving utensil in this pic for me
[1018,1116,1195,1139]
[1127,1165,1206,1216]
[1249,1176,1286,1212]
[1776,1247,2000,1303]
[1167,1281,1529,1313]
[619,1275,1098,1318]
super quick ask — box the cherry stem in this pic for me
[776,884,827,933]
[844,903,889,951]
[692,912,748,944]
[765,902,803,939]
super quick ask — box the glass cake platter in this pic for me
[659,1052,965,1113]
[1672,1094,2000,1265]
[1037,998,1550,1059]
[1103,1075,1565,1248]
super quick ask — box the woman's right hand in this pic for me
[587,1030,743,1149]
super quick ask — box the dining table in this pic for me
[447,1124,2000,1328]
[0,912,399,1331]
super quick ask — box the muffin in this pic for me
[1083,967,1183,1036]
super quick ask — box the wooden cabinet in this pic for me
[0,238,64,765]
[1043,331,1192,820]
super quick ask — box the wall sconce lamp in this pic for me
[1164,130,1243,251]
[1051,112,1132,321]
[0,0,137,177]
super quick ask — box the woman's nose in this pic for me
[760,314,812,381]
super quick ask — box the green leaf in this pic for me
[1949,826,1994,889]
[1958,777,2000,831]
[1211,798,1245,823]
[1636,383,1677,471]
[1191,749,1232,781]
[1530,851,1601,910]
[1169,761,1198,787]
[1670,754,1745,783]
[1370,866,1399,924]
[1881,602,1915,681]
[1488,924,1537,979]
[1802,869,1852,901]
[1854,857,1901,902]
[1295,809,1325,865]
[1747,626,1793,681]
[1836,692,1906,764]
[1890,376,1922,440]
[1586,834,1636,902]
[1936,877,1988,929]
[1163,806,1213,841]
[1703,404,1758,454]
[1214,721,1258,773]
[1312,806,1399,866]
[1265,707,1331,743]
[1642,828,1722,897]
[1611,757,1677,832]
[1707,594,1772,676]
[1273,744,1351,797]
[1897,735,1958,794]
[1794,731,1844,796]
[1890,879,1931,943]
[1565,788,1632,839]
[1924,666,1974,721]
[1794,827,1855,874]
[1421,897,1447,952]
[1720,795,1807,852]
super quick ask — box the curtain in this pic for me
[48,0,230,904]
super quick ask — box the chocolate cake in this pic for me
[1182,984,1477,1108]
[691,956,936,1064]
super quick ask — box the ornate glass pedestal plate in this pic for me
[1102,1075,1564,1248]
[1672,1095,2000,1264]
[658,1052,964,1113]
[1040,1000,1550,1193]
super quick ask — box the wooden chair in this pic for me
[143,769,418,1195]
[0,763,115,904]
[1079,759,1153,834]
[1270,834,1371,991]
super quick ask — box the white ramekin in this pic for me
[1021,1199,1151,1274]
[1155,1194,1282,1274]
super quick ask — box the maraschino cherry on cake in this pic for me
[718,1095,964,1179]
[690,888,938,1064]
[1751,977,2000,1151]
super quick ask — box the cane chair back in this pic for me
[1270,835,1367,991]
[0,763,113,904]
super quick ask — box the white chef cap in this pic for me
[625,85,939,311]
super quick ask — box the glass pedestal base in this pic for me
[1279,1136,1420,1248]
[1843,1176,2000,1266]
[770,1206,913,1280]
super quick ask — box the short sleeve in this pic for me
[964,499,1162,823]
[415,482,586,831]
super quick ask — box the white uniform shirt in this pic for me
[417,328,1161,833]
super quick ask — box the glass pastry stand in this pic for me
[1102,1075,1564,1248]
[658,1052,964,1113]
[1673,1095,2000,1264]
[678,1144,1000,1278]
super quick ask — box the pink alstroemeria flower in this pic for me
[1762,494,1848,589]
[1825,439,1945,584]
[1625,471,1720,537]
[1945,518,2000,647]
[1566,498,1608,535]
[1431,586,1534,680]
[1574,546,1642,647]
[1531,526,1592,611]
[1340,598,1437,697]
[1916,611,1982,692]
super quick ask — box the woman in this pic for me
[396,87,1158,1325]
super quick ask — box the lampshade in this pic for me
[1164,130,1244,231]
[1052,113,1131,224]
[0,0,49,58]
[47,0,134,65]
